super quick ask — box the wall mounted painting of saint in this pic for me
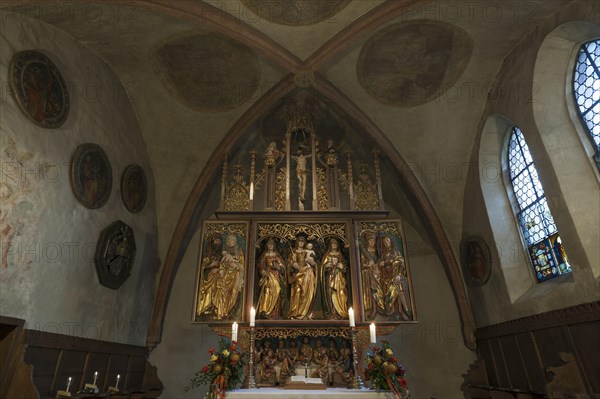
[356,219,416,323]
[193,221,249,323]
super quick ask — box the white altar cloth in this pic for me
[227,388,389,398]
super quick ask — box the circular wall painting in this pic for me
[460,235,492,285]
[121,164,147,213]
[10,50,70,128]
[70,143,113,209]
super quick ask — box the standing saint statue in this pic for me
[213,234,245,319]
[196,234,223,317]
[359,231,381,319]
[287,236,317,319]
[321,238,349,319]
[378,235,411,320]
[256,238,286,319]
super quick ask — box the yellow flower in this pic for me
[210,354,218,362]
[222,349,230,357]
[386,348,393,356]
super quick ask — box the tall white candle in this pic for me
[250,307,256,327]
[232,322,238,342]
[66,376,72,392]
[370,323,377,343]
[93,371,98,386]
[348,307,355,327]
[116,374,120,388]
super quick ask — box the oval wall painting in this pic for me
[70,143,113,209]
[10,50,70,128]
[121,164,147,213]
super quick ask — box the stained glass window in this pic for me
[573,39,600,167]
[507,127,572,282]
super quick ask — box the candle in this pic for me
[370,323,377,343]
[250,307,256,327]
[232,322,238,342]
[93,371,98,386]
[348,307,355,327]
[66,376,72,392]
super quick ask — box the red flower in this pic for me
[208,348,215,354]
[397,377,407,389]
[367,362,374,370]
[201,365,209,373]
[389,356,398,363]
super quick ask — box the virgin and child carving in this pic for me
[196,232,246,321]
[254,235,350,321]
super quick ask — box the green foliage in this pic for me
[184,338,247,399]
[365,340,410,399]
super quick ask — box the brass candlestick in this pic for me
[248,326,257,389]
[351,327,364,389]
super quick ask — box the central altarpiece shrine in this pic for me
[193,92,416,389]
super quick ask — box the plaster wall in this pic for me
[462,2,600,327]
[0,16,158,346]
[150,218,475,399]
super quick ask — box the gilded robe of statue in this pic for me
[379,235,410,319]
[256,239,286,319]
[213,235,245,319]
[287,237,317,320]
[196,235,223,316]
[359,232,381,318]
[321,238,348,319]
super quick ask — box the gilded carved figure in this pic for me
[287,236,317,320]
[378,235,411,320]
[196,234,223,316]
[197,234,245,320]
[257,340,277,384]
[321,238,349,319]
[256,238,286,319]
[360,231,381,319]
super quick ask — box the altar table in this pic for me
[227,388,390,398]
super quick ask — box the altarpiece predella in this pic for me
[192,91,416,388]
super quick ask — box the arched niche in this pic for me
[533,21,600,279]
[479,114,534,302]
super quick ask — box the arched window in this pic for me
[507,127,572,282]
[573,39,600,168]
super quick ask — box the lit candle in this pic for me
[232,322,238,342]
[250,307,256,327]
[348,307,355,327]
[93,371,98,386]
[66,376,72,392]
[370,323,377,344]
[116,374,120,388]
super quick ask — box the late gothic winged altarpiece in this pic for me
[192,92,416,388]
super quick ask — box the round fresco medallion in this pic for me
[460,235,492,285]
[70,143,113,209]
[357,20,473,107]
[241,0,351,26]
[94,220,136,289]
[154,33,260,112]
[10,50,70,128]
[121,164,147,213]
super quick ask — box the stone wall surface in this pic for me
[0,16,158,346]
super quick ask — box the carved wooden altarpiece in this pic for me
[192,92,416,388]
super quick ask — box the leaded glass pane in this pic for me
[507,127,571,282]
[573,39,600,155]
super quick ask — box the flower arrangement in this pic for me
[184,338,247,399]
[365,340,410,399]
